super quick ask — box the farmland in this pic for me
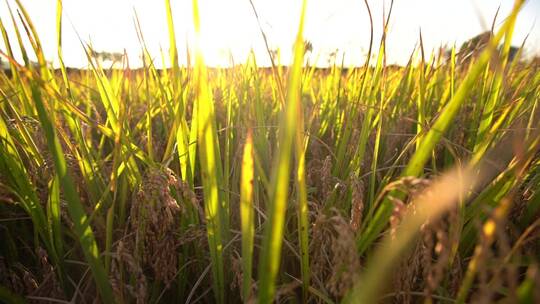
[1,0,539,303]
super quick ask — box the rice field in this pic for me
[1,0,539,303]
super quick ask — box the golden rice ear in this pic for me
[126,167,183,291]
[349,174,364,232]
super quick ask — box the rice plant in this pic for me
[1,0,539,303]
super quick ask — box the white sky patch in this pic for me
[0,0,539,68]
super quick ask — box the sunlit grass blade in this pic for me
[56,0,71,97]
[80,44,142,185]
[416,30,426,151]
[351,26,386,178]
[29,83,114,303]
[162,0,194,185]
[257,0,307,302]
[240,130,255,302]
[191,0,230,302]
[0,5,34,115]
[14,0,57,88]
[165,0,180,85]
[473,7,518,153]
[356,0,524,255]
[295,68,310,302]
[46,175,64,272]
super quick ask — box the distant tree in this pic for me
[457,31,521,66]
[457,31,492,65]
[89,47,125,65]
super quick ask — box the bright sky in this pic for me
[0,0,539,68]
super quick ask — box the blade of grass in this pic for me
[191,0,230,302]
[356,0,524,255]
[295,66,310,302]
[257,0,307,302]
[240,130,255,302]
[55,0,71,98]
[29,82,114,303]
